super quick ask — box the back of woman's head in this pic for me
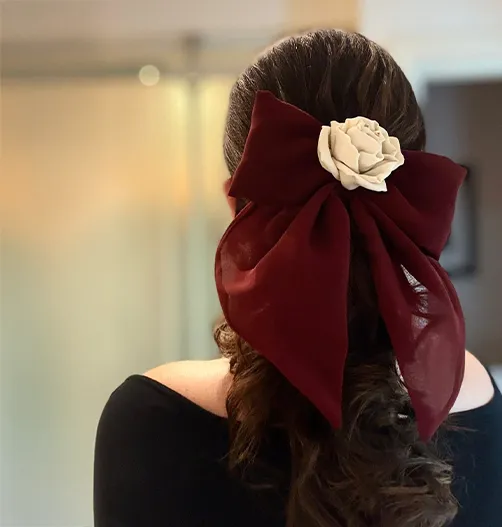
[215,29,457,527]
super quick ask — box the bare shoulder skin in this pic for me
[145,358,232,417]
[144,351,494,418]
[450,350,495,413]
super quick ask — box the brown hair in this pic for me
[215,29,457,527]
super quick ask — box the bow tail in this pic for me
[351,198,465,440]
[216,187,352,428]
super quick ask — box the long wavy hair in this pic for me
[214,30,457,527]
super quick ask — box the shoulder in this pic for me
[96,375,187,450]
[144,358,231,418]
[94,366,231,524]
[142,353,493,417]
[95,364,228,468]
[96,358,230,450]
[97,359,229,437]
[118,353,493,421]
[450,351,495,413]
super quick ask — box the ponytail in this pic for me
[215,320,457,527]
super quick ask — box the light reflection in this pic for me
[138,65,161,87]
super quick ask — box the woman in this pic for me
[94,30,502,527]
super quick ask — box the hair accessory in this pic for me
[215,91,466,441]
[318,117,404,191]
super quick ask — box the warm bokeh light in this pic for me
[138,64,161,86]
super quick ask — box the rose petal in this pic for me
[317,126,339,177]
[359,151,384,172]
[335,120,348,133]
[382,143,396,156]
[364,128,384,143]
[347,127,381,155]
[331,126,360,173]
[383,150,404,168]
[364,158,403,179]
[334,160,360,190]
[377,127,390,140]
[382,136,401,155]
[353,174,388,192]
[342,118,358,130]
[345,117,379,132]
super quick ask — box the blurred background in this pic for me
[1,0,502,525]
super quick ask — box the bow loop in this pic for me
[228,91,334,207]
[357,152,467,260]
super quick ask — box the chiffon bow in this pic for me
[215,91,466,441]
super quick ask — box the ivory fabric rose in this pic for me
[317,117,404,192]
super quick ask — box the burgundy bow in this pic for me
[215,91,466,441]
